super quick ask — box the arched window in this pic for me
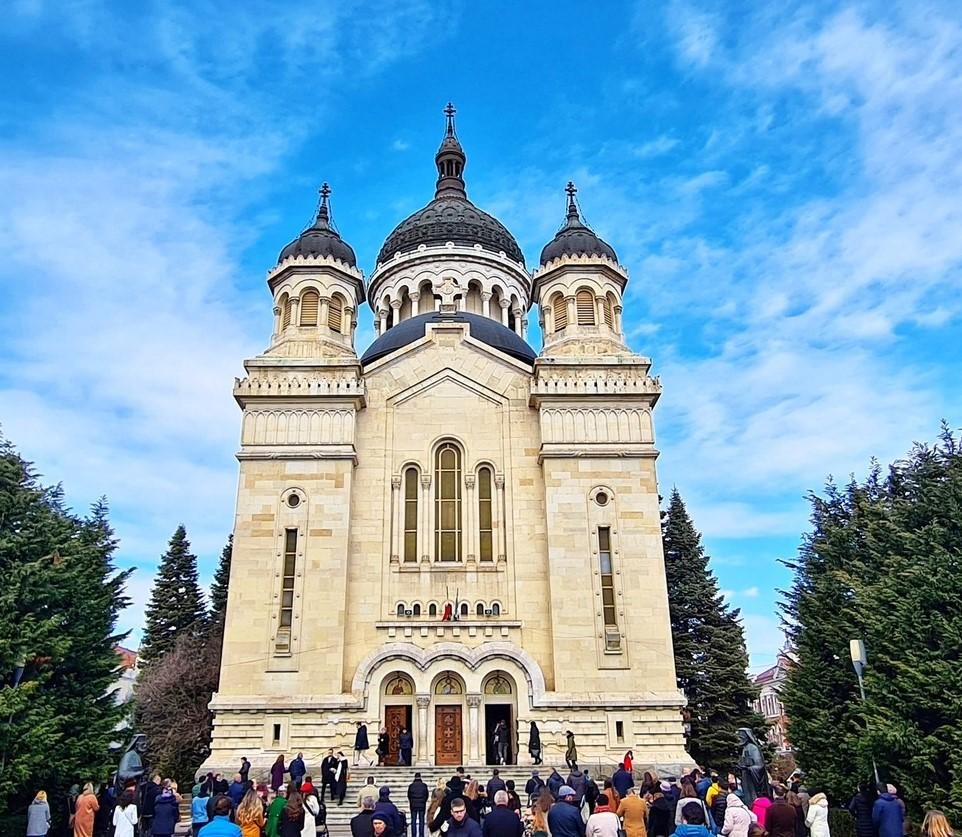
[396,603,405,617]
[300,290,319,326]
[428,603,438,617]
[576,289,596,325]
[476,602,485,616]
[281,295,292,329]
[403,467,418,563]
[552,293,567,331]
[478,466,493,562]
[328,294,344,333]
[434,443,462,562]
[602,295,614,328]
[491,602,501,616]
[459,602,469,618]
[412,603,421,616]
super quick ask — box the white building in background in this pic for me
[110,646,139,721]
[752,648,796,754]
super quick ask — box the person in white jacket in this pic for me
[722,793,757,837]
[112,791,138,837]
[805,793,831,837]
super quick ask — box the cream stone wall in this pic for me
[207,259,691,776]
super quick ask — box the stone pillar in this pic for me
[481,291,492,319]
[320,297,330,332]
[272,305,282,340]
[391,298,402,326]
[500,298,510,328]
[544,302,553,335]
[512,308,523,336]
[467,694,482,764]
[566,295,576,329]
[464,473,476,563]
[416,694,431,766]
[614,304,624,335]
[420,474,432,563]
[410,291,421,316]
[344,307,354,338]
[378,308,388,335]
[289,297,300,329]
[596,296,605,326]
[390,475,402,564]
[494,474,506,562]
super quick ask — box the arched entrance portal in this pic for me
[432,671,465,766]
[482,671,517,764]
[382,673,414,765]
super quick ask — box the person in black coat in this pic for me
[399,728,414,766]
[355,722,374,766]
[528,722,542,765]
[483,791,524,837]
[320,749,339,802]
[408,773,430,837]
[849,781,879,837]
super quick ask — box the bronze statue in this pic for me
[115,733,148,796]
[736,727,770,806]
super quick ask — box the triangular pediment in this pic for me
[388,367,508,407]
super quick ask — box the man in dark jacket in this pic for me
[227,774,247,807]
[399,728,414,766]
[483,791,523,837]
[486,770,507,801]
[547,786,585,837]
[352,797,377,837]
[566,769,585,803]
[355,722,374,767]
[525,771,545,802]
[584,771,600,814]
[151,788,180,837]
[374,786,404,835]
[408,772,430,837]
[872,784,904,837]
[648,788,674,837]
[766,783,798,837]
[448,768,467,798]
[710,781,729,832]
[321,749,339,802]
[447,798,483,837]
[290,752,307,787]
[547,769,565,800]
[612,764,634,798]
[142,775,162,837]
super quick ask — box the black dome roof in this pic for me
[376,103,524,267]
[377,196,524,265]
[539,183,617,266]
[278,184,357,268]
[360,311,536,366]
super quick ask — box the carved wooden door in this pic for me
[435,705,462,765]
[384,706,406,765]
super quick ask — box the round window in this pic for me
[595,491,609,506]
[286,494,301,508]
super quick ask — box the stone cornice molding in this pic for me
[532,253,629,298]
[269,253,365,286]
[537,444,660,462]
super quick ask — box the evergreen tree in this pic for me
[208,534,232,626]
[662,488,768,769]
[783,428,962,822]
[140,525,206,665]
[0,436,130,831]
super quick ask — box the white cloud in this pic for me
[391,139,411,152]
[632,136,679,158]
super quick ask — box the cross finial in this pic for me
[315,181,331,226]
[565,181,580,222]
[444,102,457,136]
[320,182,331,202]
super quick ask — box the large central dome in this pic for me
[375,104,525,267]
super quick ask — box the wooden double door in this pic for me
[384,705,412,765]
[434,705,462,765]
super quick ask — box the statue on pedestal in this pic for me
[736,727,770,807]
[115,733,149,799]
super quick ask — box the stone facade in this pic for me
[206,113,691,775]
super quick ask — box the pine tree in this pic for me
[783,429,962,821]
[662,488,768,769]
[208,534,232,626]
[0,437,130,832]
[140,525,206,665]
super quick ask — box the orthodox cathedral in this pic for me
[208,106,690,771]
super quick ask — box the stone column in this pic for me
[614,304,624,335]
[481,291,492,319]
[409,291,421,316]
[416,695,431,766]
[494,474,506,562]
[378,308,388,335]
[566,295,576,329]
[500,298,510,327]
[344,307,354,338]
[512,308,523,336]
[391,298,402,326]
[596,296,605,326]
[320,297,330,332]
[390,475,402,564]
[289,296,300,329]
[420,474,432,563]
[272,305,282,340]
[467,694,482,764]
[464,473,476,563]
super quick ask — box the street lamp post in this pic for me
[849,639,880,785]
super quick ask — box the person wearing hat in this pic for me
[648,782,675,837]
[547,786,585,837]
[265,786,288,837]
[372,811,395,837]
[374,786,403,835]
[352,797,377,837]
[446,798,483,837]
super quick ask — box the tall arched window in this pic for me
[281,294,292,329]
[576,289,596,325]
[403,467,418,563]
[300,290,319,326]
[602,295,614,328]
[552,293,567,331]
[328,294,344,332]
[435,442,462,562]
[478,466,493,562]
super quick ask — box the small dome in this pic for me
[539,182,617,266]
[278,183,357,268]
[375,103,525,267]
[360,311,536,366]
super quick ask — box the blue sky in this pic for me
[2,0,961,673]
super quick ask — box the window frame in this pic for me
[434,442,463,562]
